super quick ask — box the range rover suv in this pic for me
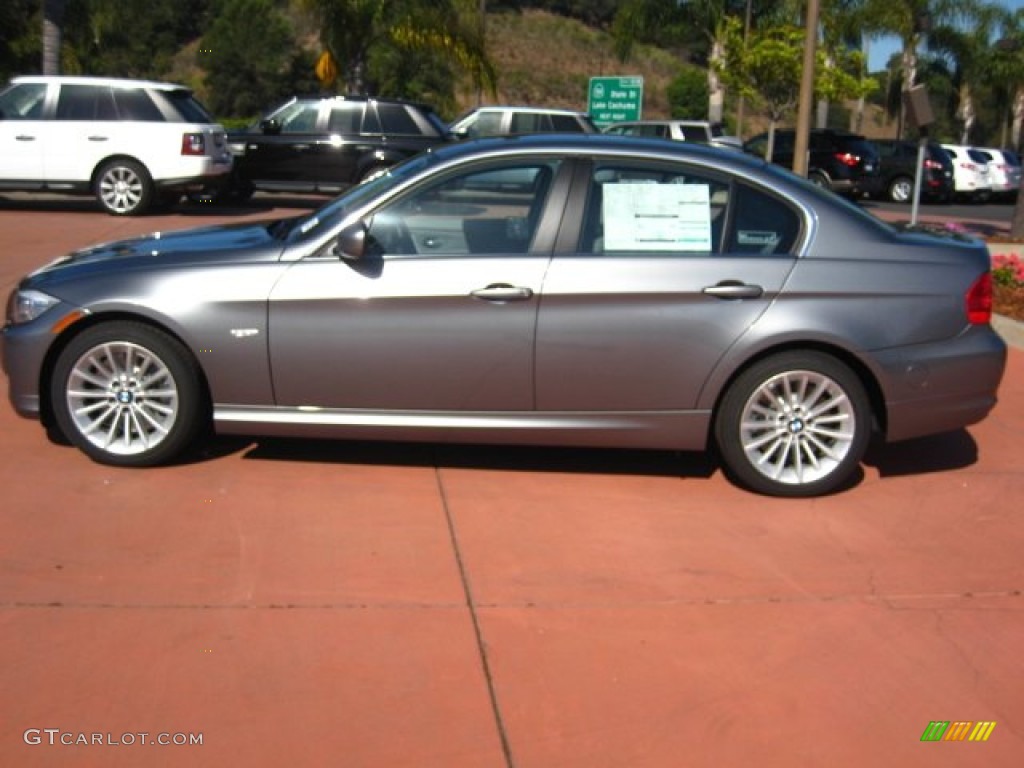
[224,95,453,198]
[0,75,231,215]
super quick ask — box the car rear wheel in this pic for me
[887,176,913,203]
[714,352,871,497]
[51,322,207,466]
[95,159,154,216]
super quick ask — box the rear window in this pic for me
[112,88,163,121]
[843,138,878,160]
[160,89,214,123]
[1003,150,1020,166]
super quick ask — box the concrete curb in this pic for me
[993,313,1024,349]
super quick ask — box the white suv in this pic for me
[941,144,992,202]
[0,75,232,215]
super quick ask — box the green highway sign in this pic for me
[588,76,643,126]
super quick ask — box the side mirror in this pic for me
[332,222,368,261]
[260,119,281,135]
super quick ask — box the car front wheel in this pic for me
[95,159,153,215]
[714,352,871,497]
[51,322,207,466]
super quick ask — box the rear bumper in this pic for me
[875,326,1007,442]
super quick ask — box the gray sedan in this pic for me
[1,135,1007,496]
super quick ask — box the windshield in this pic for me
[282,151,437,242]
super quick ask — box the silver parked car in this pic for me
[1,135,1006,496]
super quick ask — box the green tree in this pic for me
[1,0,40,79]
[201,0,297,118]
[296,0,495,98]
[62,0,211,79]
[717,16,876,161]
[666,66,710,119]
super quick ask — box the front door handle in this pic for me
[471,284,534,302]
[703,281,764,300]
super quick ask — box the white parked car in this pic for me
[941,144,992,203]
[0,75,232,215]
[975,147,1021,199]
[603,120,743,151]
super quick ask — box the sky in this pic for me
[866,0,1024,71]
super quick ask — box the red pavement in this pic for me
[1,195,1022,767]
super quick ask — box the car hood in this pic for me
[28,219,292,281]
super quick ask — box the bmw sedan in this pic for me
[1,135,1007,497]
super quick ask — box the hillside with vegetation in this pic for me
[4,1,1021,147]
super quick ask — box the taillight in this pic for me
[834,152,859,167]
[924,159,942,170]
[965,272,993,325]
[181,133,206,156]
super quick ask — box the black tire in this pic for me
[808,171,830,190]
[50,322,208,467]
[887,176,913,203]
[714,351,872,497]
[95,159,154,216]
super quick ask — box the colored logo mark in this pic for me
[921,721,996,742]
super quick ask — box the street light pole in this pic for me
[792,0,820,177]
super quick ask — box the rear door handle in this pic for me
[471,284,534,302]
[702,281,764,300]
[16,135,37,141]
[88,136,109,142]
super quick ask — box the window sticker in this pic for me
[737,230,780,248]
[603,183,712,251]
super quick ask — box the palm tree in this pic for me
[612,0,734,124]
[926,1,1001,143]
[297,0,494,97]
[42,0,67,75]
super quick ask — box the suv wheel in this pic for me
[887,176,913,203]
[95,159,153,216]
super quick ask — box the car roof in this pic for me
[464,105,589,116]
[10,74,190,92]
[425,132,778,174]
[287,93,437,110]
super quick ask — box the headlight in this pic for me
[6,289,60,325]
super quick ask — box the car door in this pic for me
[0,82,50,184]
[267,156,570,411]
[535,158,800,413]
[242,100,325,188]
[45,83,146,184]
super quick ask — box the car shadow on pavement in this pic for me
[863,429,978,477]
[236,437,719,479]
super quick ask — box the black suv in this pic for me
[872,139,954,203]
[225,95,453,198]
[743,129,881,197]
